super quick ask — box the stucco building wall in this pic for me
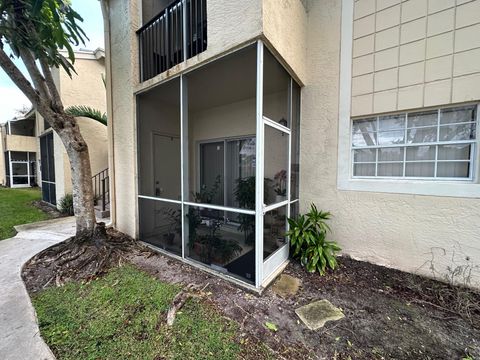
[351,0,480,116]
[4,135,37,152]
[0,125,5,185]
[301,0,480,287]
[106,0,480,287]
[262,0,308,84]
[44,53,108,201]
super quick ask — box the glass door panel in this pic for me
[264,124,289,206]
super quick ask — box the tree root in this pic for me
[166,283,210,326]
[23,227,151,291]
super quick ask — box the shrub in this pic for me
[286,203,341,275]
[58,194,74,216]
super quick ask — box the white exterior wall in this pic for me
[301,0,480,288]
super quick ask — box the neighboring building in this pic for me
[36,48,109,207]
[1,49,109,214]
[0,109,38,188]
[103,0,480,291]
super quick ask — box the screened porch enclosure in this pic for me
[137,42,300,289]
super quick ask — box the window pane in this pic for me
[139,198,182,256]
[379,114,405,131]
[378,130,405,145]
[13,177,28,185]
[352,132,377,147]
[438,144,471,160]
[440,106,476,124]
[12,163,28,176]
[263,47,290,127]
[226,139,256,210]
[137,78,181,200]
[437,162,470,178]
[378,147,404,161]
[354,149,376,162]
[264,125,289,205]
[264,205,287,259]
[439,123,476,141]
[185,205,255,284]
[407,110,438,128]
[405,162,435,177]
[407,126,437,143]
[10,152,28,161]
[353,163,375,176]
[198,142,225,206]
[353,118,376,133]
[378,163,403,176]
[406,145,435,161]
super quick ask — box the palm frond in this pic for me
[65,105,107,126]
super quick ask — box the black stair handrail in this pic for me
[92,168,109,212]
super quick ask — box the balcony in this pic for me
[138,0,207,82]
[5,134,37,152]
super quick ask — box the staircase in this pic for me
[92,168,110,219]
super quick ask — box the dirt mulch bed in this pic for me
[130,252,480,360]
[23,234,480,360]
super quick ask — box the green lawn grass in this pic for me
[0,187,49,240]
[33,265,269,360]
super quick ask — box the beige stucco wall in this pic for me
[107,0,140,236]
[44,54,108,201]
[4,135,37,152]
[262,0,308,84]
[136,0,264,93]
[351,0,480,115]
[106,0,480,287]
[0,125,6,185]
[301,0,480,288]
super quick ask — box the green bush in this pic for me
[286,203,341,275]
[58,194,74,216]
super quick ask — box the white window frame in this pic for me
[338,0,480,198]
[350,106,478,181]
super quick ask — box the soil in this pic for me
[23,235,480,360]
[130,253,480,360]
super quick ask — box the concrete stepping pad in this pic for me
[295,299,345,330]
[271,274,301,298]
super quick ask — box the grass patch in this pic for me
[0,187,49,240]
[32,265,265,360]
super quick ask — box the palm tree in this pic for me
[65,105,107,126]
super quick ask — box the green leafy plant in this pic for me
[234,176,256,245]
[195,220,241,264]
[192,175,222,204]
[58,194,74,216]
[286,203,341,274]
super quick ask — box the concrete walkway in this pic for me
[0,217,76,360]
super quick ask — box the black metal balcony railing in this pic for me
[138,0,207,82]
